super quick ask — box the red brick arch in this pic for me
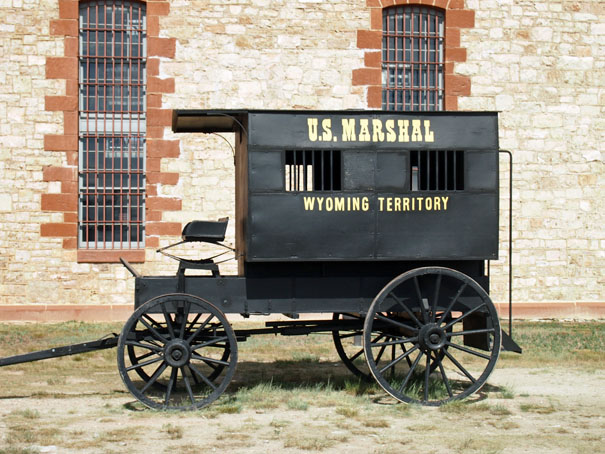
[43,0,181,263]
[354,0,475,110]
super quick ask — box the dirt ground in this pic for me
[0,364,603,454]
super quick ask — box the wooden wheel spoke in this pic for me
[125,355,163,372]
[140,361,168,394]
[424,353,431,402]
[443,349,476,383]
[443,302,487,330]
[165,366,178,405]
[125,340,163,353]
[398,350,424,393]
[188,364,217,391]
[191,336,230,351]
[431,274,442,323]
[387,293,422,328]
[375,313,419,333]
[188,365,202,385]
[436,352,453,398]
[178,302,191,339]
[185,313,203,337]
[446,341,492,360]
[413,276,429,324]
[437,282,467,325]
[337,332,362,340]
[446,327,495,338]
[370,336,418,348]
[181,367,196,404]
[378,344,419,375]
[139,316,169,344]
[161,305,176,340]
[192,353,230,367]
[186,314,215,345]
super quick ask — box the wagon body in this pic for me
[174,110,500,267]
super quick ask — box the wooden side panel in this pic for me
[235,117,249,276]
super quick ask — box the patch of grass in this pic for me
[283,431,338,451]
[7,409,40,420]
[287,397,309,411]
[499,386,515,399]
[162,423,183,440]
[499,321,605,368]
[519,402,557,414]
[0,448,41,454]
[98,426,143,443]
[335,406,359,418]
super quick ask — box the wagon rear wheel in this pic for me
[117,294,237,410]
[332,313,372,381]
[363,267,501,406]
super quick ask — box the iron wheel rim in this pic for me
[363,267,501,406]
[117,293,237,410]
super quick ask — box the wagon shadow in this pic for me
[224,359,504,403]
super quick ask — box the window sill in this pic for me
[77,249,145,263]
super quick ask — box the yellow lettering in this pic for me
[359,119,371,142]
[424,120,434,142]
[352,198,360,211]
[433,196,441,210]
[321,118,332,142]
[362,197,370,211]
[372,119,385,142]
[385,119,396,142]
[411,119,423,141]
[325,197,333,211]
[386,198,393,212]
[412,198,415,211]
[378,197,384,211]
[334,197,345,211]
[394,197,401,211]
[426,197,432,210]
[307,118,318,142]
[317,197,324,210]
[398,120,410,142]
[303,197,315,211]
[403,197,410,211]
[441,196,449,210]
[341,118,356,142]
[417,197,423,210]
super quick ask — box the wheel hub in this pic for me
[164,339,191,368]
[418,324,447,352]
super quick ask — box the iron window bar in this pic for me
[382,5,444,111]
[78,0,146,250]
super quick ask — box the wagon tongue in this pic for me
[0,334,119,367]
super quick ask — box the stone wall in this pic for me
[458,0,604,304]
[0,0,602,314]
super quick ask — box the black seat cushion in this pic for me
[181,218,228,243]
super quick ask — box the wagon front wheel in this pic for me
[117,294,237,410]
[363,267,501,406]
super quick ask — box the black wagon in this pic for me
[1,109,520,410]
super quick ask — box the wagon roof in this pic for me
[171,109,499,134]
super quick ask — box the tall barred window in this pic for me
[78,0,146,249]
[382,6,444,111]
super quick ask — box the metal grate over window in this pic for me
[285,150,342,192]
[382,6,444,111]
[78,0,146,249]
[410,150,464,191]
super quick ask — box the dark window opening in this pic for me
[410,150,464,191]
[382,6,444,111]
[285,150,342,192]
[78,0,146,249]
